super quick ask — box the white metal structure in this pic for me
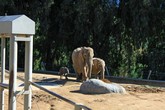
[0,15,35,110]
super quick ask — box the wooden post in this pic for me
[24,35,33,110]
[9,35,18,110]
[0,37,6,110]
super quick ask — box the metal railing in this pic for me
[29,81,91,110]
[0,69,92,110]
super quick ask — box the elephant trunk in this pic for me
[87,58,93,78]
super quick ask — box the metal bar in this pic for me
[0,37,6,110]
[147,70,152,80]
[0,83,9,89]
[9,35,18,110]
[75,103,92,110]
[105,66,110,76]
[14,36,31,41]
[29,81,76,105]
[29,81,91,110]
[15,90,30,95]
[24,35,33,110]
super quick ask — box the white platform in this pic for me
[0,15,35,35]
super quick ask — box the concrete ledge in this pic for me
[106,76,165,87]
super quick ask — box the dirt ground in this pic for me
[2,72,165,110]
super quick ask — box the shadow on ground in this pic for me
[19,78,80,87]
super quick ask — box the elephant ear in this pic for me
[86,47,94,58]
[93,58,99,69]
[79,48,85,63]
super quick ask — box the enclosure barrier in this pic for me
[29,81,91,110]
[0,80,91,110]
[106,76,165,87]
[0,83,8,89]
[0,14,35,110]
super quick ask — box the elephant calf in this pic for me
[92,58,105,79]
[59,67,69,80]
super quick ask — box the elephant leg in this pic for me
[73,68,80,81]
[64,73,68,80]
[95,74,99,79]
[88,72,91,79]
[79,73,82,79]
[82,67,88,81]
[73,65,80,81]
[76,73,80,81]
[82,72,88,81]
[82,74,88,81]
[60,75,63,79]
[76,73,82,81]
[100,71,104,79]
[86,67,92,79]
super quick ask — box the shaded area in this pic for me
[19,77,79,87]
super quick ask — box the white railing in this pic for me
[29,81,91,110]
[0,81,91,110]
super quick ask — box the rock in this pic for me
[80,79,126,94]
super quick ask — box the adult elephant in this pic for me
[92,57,105,79]
[72,47,94,81]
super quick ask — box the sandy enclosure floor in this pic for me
[2,72,165,110]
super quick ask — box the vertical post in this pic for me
[105,66,110,76]
[147,70,152,80]
[75,105,82,110]
[0,37,6,110]
[24,35,33,110]
[9,35,18,110]
[75,103,91,110]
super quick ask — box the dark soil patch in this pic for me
[124,85,165,93]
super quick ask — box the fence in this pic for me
[29,81,91,110]
[0,71,91,110]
